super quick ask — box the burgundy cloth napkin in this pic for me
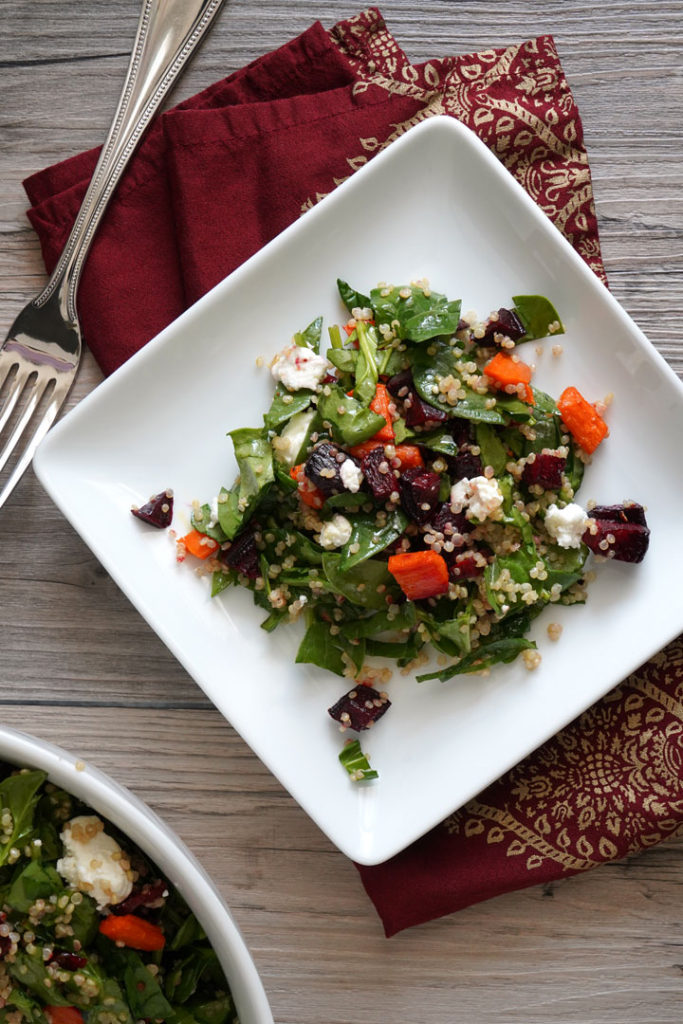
[24,8,683,936]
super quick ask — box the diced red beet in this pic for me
[448,451,483,482]
[110,879,168,916]
[386,369,448,428]
[522,453,566,490]
[328,684,391,731]
[479,307,527,344]
[449,553,485,579]
[222,528,260,578]
[131,490,173,528]
[51,952,88,971]
[399,467,442,525]
[582,519,650,563]
[589,502,647,526]
[402,391,449,428]
[360,445,397,500]
[304,442,361,496]
[386,369,413,398]
[428,501,471,539]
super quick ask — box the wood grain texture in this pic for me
[1,2,683,1022]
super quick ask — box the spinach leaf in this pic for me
[322,554,396,609]
[474,423,509,475]
[339,508,408,571]
[512,295,564,341]
[337,278,372,314]
[9,950,70,1006]
[353,321,379,406]
[371,284,461,343]
[186,993,236,1024]
[337,602,417,639]
[293,315,323,353]
[217,428,274,540]
[339,740,379,782]
[317,385,385,446]
[121,950,175,1019]
[541,543,588,594]
[191,504,227,543]
[7,861,63,913]
[0,770,46,868]
[272,408,318,468]
[417,427,461,459]
[263,384,314,431]
[295,622,346,676]
[164,947,219,1005]
[417,637,536,682]
[327,347,357,375]
[211,570,234,597]
[409,338,457,407]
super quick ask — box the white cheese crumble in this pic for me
[450,475,504,522]
[545,502,588,549]
[339,458,363,493]
[319,514,353,550]
[271,343,331,391]
[57,815,133,909]
[272,408,317,466]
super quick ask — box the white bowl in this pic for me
[0,725,273,1024]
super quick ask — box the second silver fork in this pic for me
[0,0,225,511]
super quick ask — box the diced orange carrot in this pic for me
[387,550,450,601]
[557,386,609,454]
[393,444,424,470]
[484,351,534,404]
[180,529,219,559]
[368,383,395,442]
[45,1009,84,1024]
[348,440,384,460]
[99,913,166,951]
[290,464,325,509]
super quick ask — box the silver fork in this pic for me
[0,0,225,511]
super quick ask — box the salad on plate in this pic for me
[133,278,650,780]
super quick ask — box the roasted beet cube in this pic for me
[428,501,471,539]
[582,519,650,564]
[131,489,173,528]
[522,452,566,490]
[448,451,483,482]
[51,952,88,971]
[111,879,168,916]
[386,369,448,428]
[222,528,260,578]
[360,445,397,501]
[449,552,486,579]
[402,392,449,428]
[479,307,527,344]
[304,442,361,496]
[386,369,413,399]
[328,685,391,731]
[590,502,647,526]
[399,467,442,524]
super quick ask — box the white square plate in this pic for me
[35,117,683,865]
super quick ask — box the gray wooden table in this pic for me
[2,2,683,1021]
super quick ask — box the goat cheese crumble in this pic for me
[544,502,589,549]
[319,514,353,550]
[271,343,331,391]
[450,475,504,522]
[339,459,363,493]
[57,815,133,909]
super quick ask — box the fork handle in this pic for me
[36,0,224,323]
